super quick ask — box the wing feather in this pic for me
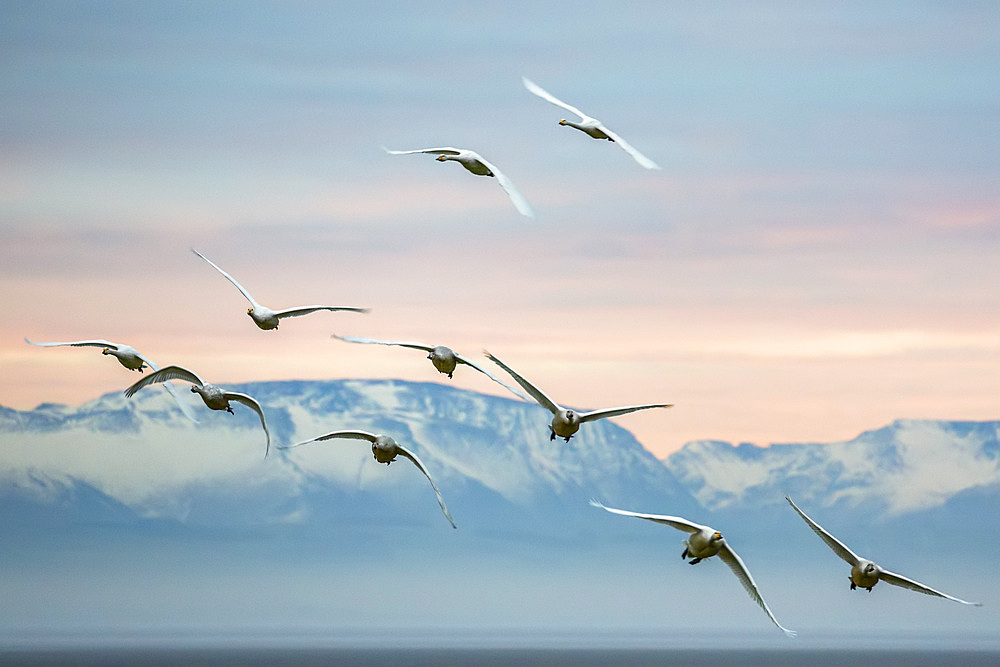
[25,337,118,349]
[473,155,535,218]
[383,146,461,156]
[332,335,435,353]
[785,496,861,566]
[879,570,982,606]
[718,544,797,637]
[191,248,259,308]
[484,351,560,413]
[396,445,457,529]
[579,403,672,423]
[273,306,369,319]
[598,124,661,170]
[281,429,378,449]
[124,365,205,398]
[224,392,270,458]
[522,77,587,119]
[589,499,706,534]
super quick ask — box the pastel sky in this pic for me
[2,2,998,457]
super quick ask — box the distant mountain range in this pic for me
[3,378,998,546]
[2,379,996,638]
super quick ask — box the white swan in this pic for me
[124,365,270,457]
[383,146,535,218]
[25,337,198,422]
[485,351,671,442]
[281,430,456,529]
[591,500,796,637]
[786,497,982,605]
[192,249,368,330]
[331,335,529,400]
[522,77,661,170]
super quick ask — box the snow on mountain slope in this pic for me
[664,420,1000,516]
[0,379,694,527]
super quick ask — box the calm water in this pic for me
[2,648,1000,666]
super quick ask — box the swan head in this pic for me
[101,348,111,355]
[247,307,254,316]
[436,154,448,162]
[558,119,567,126]
[713,531,723,541]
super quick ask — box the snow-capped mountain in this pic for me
[0,378,697,532]
[664,420,1000,519]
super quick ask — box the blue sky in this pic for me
[2,2,999,456]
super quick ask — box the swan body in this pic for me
[281,430,456,529]
[383,146,534,218]
[124,365,270,457]
[485,351,671,442]
[192,249,368,330]
[591,500,795,637]
[785,496,981,605]
[522,77,661,170]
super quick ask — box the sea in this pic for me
[3,631,999,667]
[3,646,1000,666]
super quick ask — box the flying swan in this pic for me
[192,249,368,330]
[486,352,673,442]
[591,500,796,637]
[485,351,671,442]
[25,337,198,422]
[124,365,271,457]
[331,335,529,400]
[785,496,981,605]
[281,430,456,529]
[522,76,661,170]
[383,146,535,218]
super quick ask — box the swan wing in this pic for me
[224,391,270,458]
[484,351,560,413]
[522,77,587,119]
[718,543,797,637]
[879,569,982,606]
[579,403,672,423]
[597,123,661,170]
[785,496,861,567]
[396,444,457,529]
[589,499,706,534]
[191,248,260,308]
[124,365,204,398]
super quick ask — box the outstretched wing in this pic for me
[522,76,587,120]
[274,305,369,320]
[785,496,861,567]
[879,570,982,606]
[224,392,271,458]
[383,146,462,156]
[25,337,119,350]
[579,403,672,423]
[589,499,706,535]
[281,429,379,449]
[132,353,199,424]
[484,351,560,414]
[472,154,535,218]
[597,123,661,170]
[191,248,260,308]
[124,365,204,398]
[332,335,436,354]
[718,544,797,637]
[396,444,457,529]
[453,352,530,401]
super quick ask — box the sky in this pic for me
[2,1,999,457]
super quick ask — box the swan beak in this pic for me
[101,348,109,354]
[714,532,722,539]
[559,119,567,125]
[436,155,446,161]
[247,308,253,315]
